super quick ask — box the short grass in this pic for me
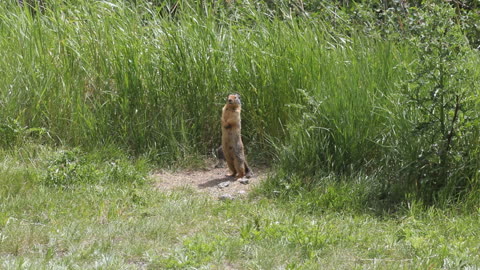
[1,146,479,269]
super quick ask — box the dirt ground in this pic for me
[153,162,268,200]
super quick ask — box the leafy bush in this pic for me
[391,3,480,203]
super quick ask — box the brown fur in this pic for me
[214,145,225,168]
[221,94,252,179]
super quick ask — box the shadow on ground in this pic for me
[153,165,268,199]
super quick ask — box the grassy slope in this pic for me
[1,147,479,269]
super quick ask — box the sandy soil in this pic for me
[153,163,268,199]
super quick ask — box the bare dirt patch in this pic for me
[153,163,268,199]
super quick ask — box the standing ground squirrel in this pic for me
[221,94,252,179]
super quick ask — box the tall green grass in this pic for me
[0,1,408,157]
[1,0,480,206]
[1,0,310,160]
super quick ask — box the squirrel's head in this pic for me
[226,94,241,107]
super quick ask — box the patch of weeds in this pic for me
[43,148,147,188]
[239,214,328,256]
[0,118,22,148]
[0,167,39,200]
[43,148,89,187]
[150,236,225,269]
[101,158,147,185]
[0,118,49,148]
[259,172,388,214]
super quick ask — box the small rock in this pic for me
[217,181,230,189]
[239,178,249,185]
[237,190,247,196]
[219,194,235,201]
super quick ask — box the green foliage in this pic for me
[43,148,147,188]
[0,118,48,148]
[44,148,84,187]
[0,0,311,161]
[153,236,222,269]
[1,147,480,268]
[1,0,480,206]
[265,1,480,207]
[260,172,390,214]
[392,3,480,203]
[0,118,24,148]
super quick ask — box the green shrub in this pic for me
[391,3,480,204]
